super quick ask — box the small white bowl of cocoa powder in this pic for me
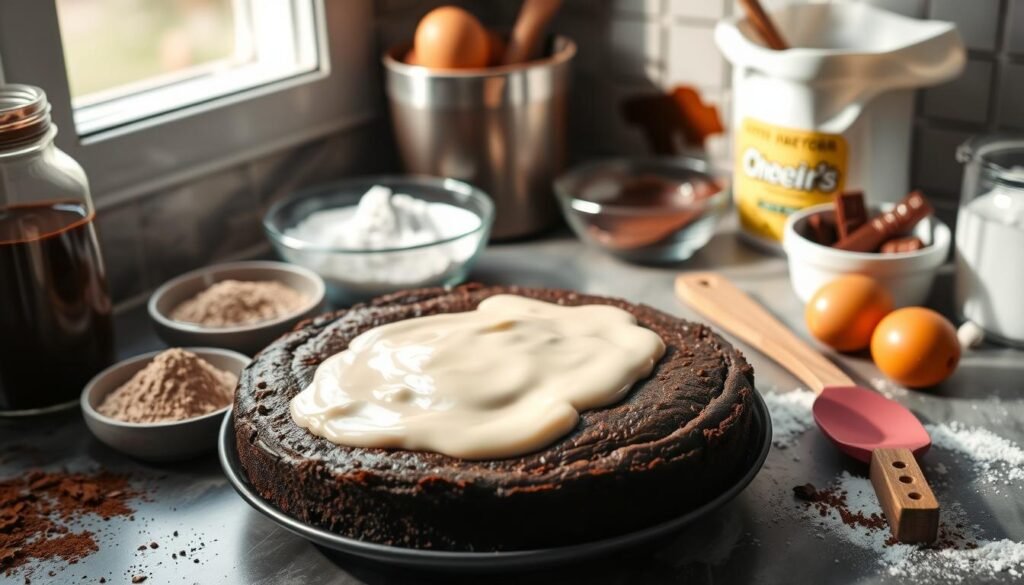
[81,347,250,461]
[148,260,325,355]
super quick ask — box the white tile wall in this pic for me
[95,0,1024,306]
[544,0,1024,203]
[665,24,725,89]
[930,0,1002,51]
[1008,0,1024,55]
[668,0,727,20]
[612,0,663,16]
[922,60,994,124]
[610,20,663,80]
[997,62,1024,129]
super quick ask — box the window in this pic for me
[56,0,319,136]
[0,0,378,201]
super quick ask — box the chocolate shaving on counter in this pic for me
[834,191,868,240]
[0,470,139,578]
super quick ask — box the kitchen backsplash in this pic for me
[99,0,1024,308]
[96,119,397,305]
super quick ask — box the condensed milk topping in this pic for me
[290,295,666,459]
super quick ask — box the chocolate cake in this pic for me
[234,284,756,551]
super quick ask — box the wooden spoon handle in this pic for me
[675,272,853,394]
[503,0,562,65]
[870,448,940,543]
[739,0,789,50]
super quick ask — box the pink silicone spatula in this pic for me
[676,272,939,543]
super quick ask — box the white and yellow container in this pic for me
[716,2,964,249]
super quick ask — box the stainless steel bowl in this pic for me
[383,37,575,239]
[555,157,730,263]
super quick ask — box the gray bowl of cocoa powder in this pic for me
[148,260,326,356]
[81,347,251,462]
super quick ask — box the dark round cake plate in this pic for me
[218,390,772,572]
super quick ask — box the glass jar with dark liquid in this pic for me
[0,84,114,415]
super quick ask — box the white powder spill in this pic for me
[925,421,1024,484]
[762,388,815,448]
[871,377,908,400]
[801,472,1024,581]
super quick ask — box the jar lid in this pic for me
[957,134,1024,189]
[0,84,52,149]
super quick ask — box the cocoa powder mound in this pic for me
[0,469,139,578]
[97,348,237,423]
[170,279,307,327]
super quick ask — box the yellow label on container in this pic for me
[734,118,847,242]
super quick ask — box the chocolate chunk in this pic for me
[793,483,819,502]
[835,191,933,253]
[806,213,837,246]
[880,236,925,254]
[131,576,146,584]
[834,191,868,240]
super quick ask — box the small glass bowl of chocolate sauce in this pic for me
[555,157,729,263]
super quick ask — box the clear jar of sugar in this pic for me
[955,136,1024,347]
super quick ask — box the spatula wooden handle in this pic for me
[675,272,853,394]
[870,448,940,543]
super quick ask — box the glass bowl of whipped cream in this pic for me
[264,176,494,305]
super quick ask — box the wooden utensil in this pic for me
[502,0,563,65]
[676,272,939,544]
[738,0,789,50]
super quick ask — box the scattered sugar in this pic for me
[870,377,907,400]
[799,472,1024,581]
[762,388,815,448]
[769,386,1024,580]
[924,421,1024,484]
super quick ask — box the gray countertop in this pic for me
[2,220,1022,585]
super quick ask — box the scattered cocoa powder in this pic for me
[792,482,887,531]
[0,470,139,578]
[170,279,307,328]
[97,349,236,423]
[793,481,978,550]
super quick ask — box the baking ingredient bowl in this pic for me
[555,157,729,263]
[263,175,494,305]
[783,203,951,307]
[148,261,325,355]
[81,348,250,462]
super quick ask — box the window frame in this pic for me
[0,0,379,205]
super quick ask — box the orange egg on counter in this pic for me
[805,274,894,352]
[871,307,960,388]
[413,6,490,69]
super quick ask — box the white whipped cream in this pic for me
[284,185,482,296]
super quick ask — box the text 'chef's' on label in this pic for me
[734,118,848,242]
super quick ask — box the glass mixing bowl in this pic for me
[555,157,729,263]
[264,175,494,305]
